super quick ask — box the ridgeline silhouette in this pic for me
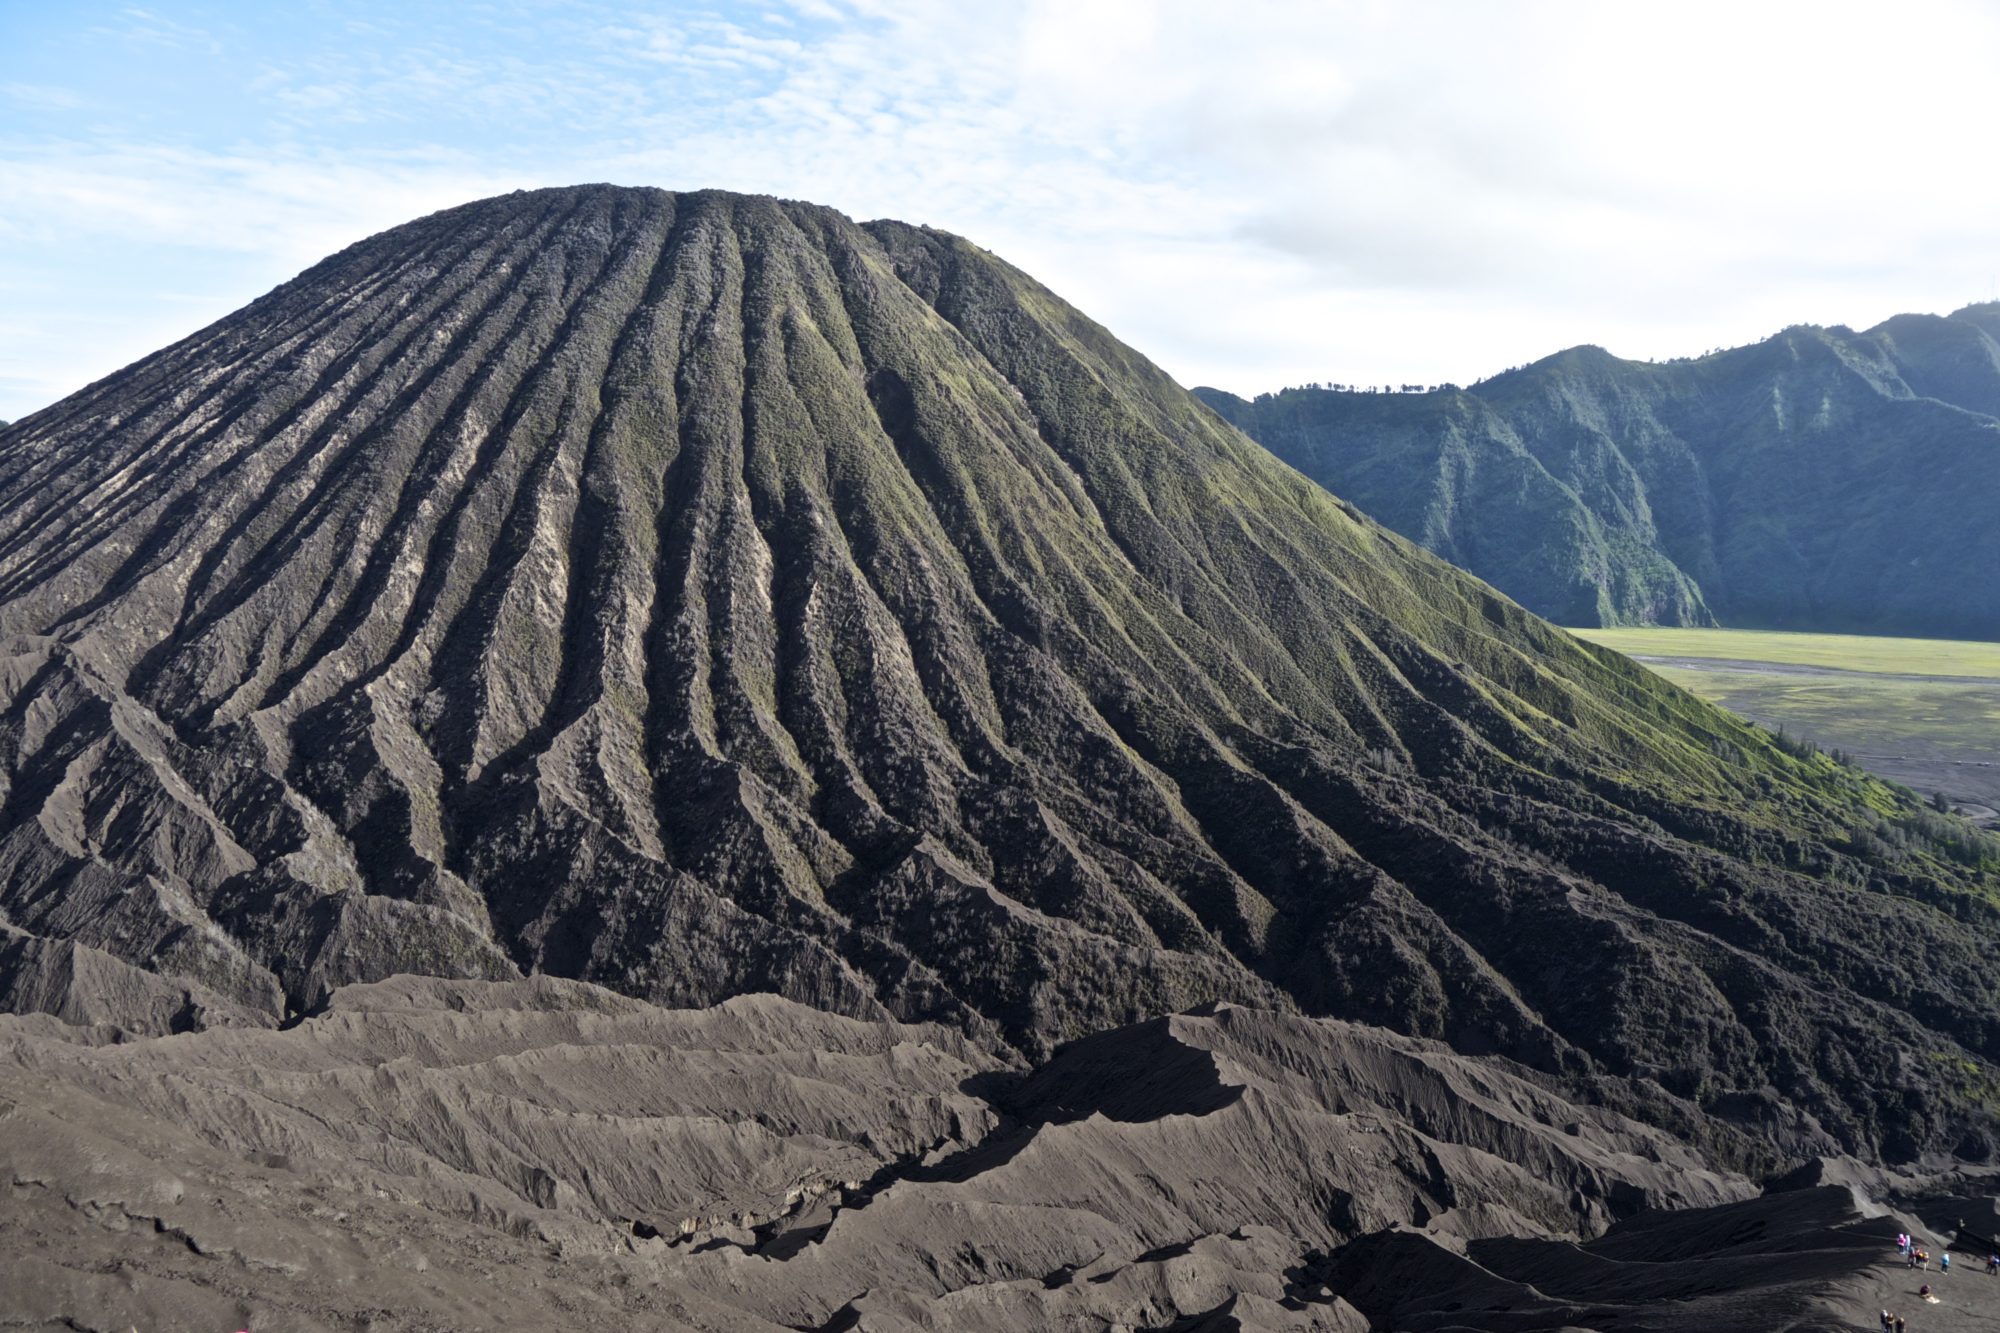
[1201,305,2000,633]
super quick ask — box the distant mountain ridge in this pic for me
[1198,302,2000,633]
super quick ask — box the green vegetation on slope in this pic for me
[1199,306,2000,636]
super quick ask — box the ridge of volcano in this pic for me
[1,185,1997,1174]
[1197,304,2000,634]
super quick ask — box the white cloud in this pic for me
[94,7,225,55]
[1,144,526,264]
[3,0,1998,420]
[3,83,86,112]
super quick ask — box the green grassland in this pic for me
[1570,627,2000,821]
[1570,626,2000,679]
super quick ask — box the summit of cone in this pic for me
[0,185,1996,1166]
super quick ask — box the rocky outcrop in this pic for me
[0,923,272,1034]
[1317,1184,1982,1333]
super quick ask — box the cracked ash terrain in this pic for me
[2,186,1999,1330]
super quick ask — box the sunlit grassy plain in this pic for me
[1570,627,2000,679]
[1569,626,2000,819]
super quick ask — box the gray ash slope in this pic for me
[1,976,1985,1332]
[1,185,1998,1165]
[0,975,1752,1331]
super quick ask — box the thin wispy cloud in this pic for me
[3,82,87,112]
[93,5,225,53]
[1,0,1997,421]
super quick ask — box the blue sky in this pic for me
[4,0,1999,421]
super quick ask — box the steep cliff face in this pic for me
[1201,304,2000,634]
[0,186,1995,1161]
